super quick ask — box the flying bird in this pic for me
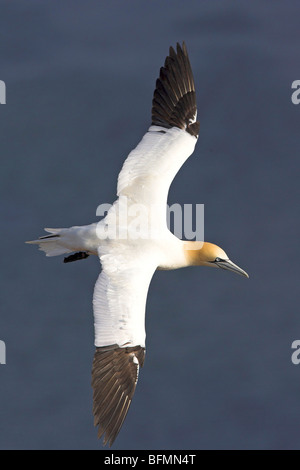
[27,42,248,447]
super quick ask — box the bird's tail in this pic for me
[25,228,73,257]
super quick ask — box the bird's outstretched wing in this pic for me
[117,42,200,210]
[91,249,157,446]
[92,42,199,446]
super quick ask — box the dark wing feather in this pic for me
[91,344,145,447]
[151,42,200,137]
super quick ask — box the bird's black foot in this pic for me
[64,252,90,263]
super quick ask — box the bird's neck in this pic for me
[183,241,211,266]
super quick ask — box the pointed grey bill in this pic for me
[216,259,249,278]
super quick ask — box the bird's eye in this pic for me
[215,257,221,262]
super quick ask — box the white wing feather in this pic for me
[93,248,157,348]
[117,125,197,208]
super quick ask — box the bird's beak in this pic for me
[216,259,249,278]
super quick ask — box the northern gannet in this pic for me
[26,42,248,446]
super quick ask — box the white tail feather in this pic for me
[26,223,98,257]
[26,228,73,257]
[44,228,64,234]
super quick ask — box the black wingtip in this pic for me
[151,42,200,137]
[92,345,145,447]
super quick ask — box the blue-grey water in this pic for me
[1,0,300,450]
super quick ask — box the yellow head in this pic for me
[184,241,249,277]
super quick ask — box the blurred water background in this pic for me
[0,0,300,449]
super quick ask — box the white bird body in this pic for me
[39,222,190,350]
[27,42,248,447]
